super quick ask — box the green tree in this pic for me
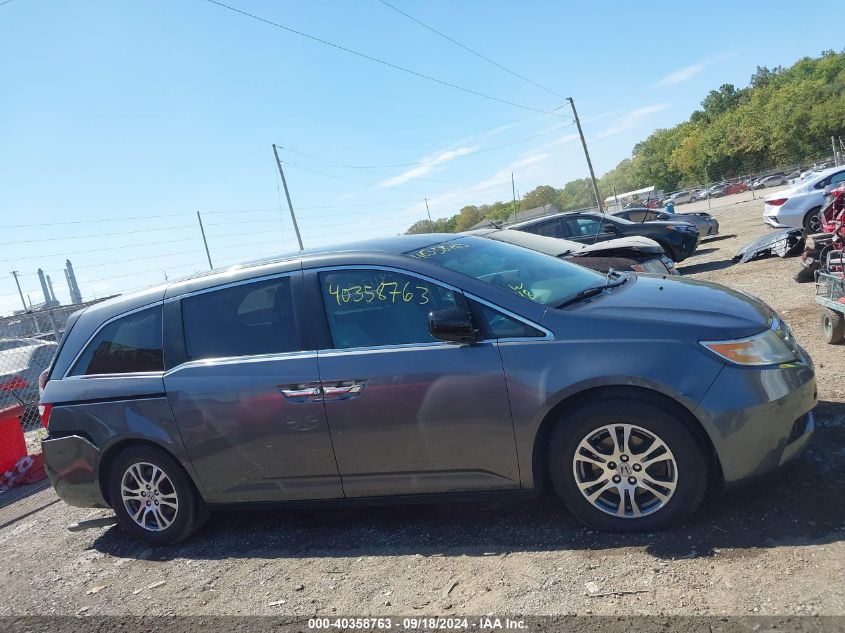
[521,185,559,210]
[405,50,845,234]
[453,205,485,232]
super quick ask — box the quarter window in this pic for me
[320,270,461,349]
[470,300,544,339]
[181,277,301,361]
[72,306,163,375]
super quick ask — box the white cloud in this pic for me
[377,146,477,188]
[530,133,580,153]
[376,115,560,188]
[418,153,551,215]
[651,53,734,88]
[597,104,670,139]
[652,62,708,88]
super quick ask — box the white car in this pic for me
[763,166,845,232]
[666,190,695,204]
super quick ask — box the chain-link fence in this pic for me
[0,300,106,454]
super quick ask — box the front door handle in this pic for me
[278,383,323,403]
[321,380,367,401]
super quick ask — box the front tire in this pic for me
[820,309,845,344]
[548,393,708,532]
[108,445,207,545]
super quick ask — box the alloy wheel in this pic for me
[120,461,179,531]
[572,423,678,518]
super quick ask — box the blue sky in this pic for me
[0,0,841,315]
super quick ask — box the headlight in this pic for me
[700,327,796,366]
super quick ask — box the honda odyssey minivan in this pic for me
[40,235,816,544]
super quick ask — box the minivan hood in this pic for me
[564,274,772,339]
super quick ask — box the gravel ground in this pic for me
[1,192,844,618]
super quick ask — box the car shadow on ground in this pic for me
[677,259,736,275]
[0,479,51,512]
[701,234,737,244]
[688,247,720,257]
[90,402,845,564]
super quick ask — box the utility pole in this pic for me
[272,144,304,251]
[511,173,519,220]
[10,271,27,312]
[196,211,214,270]
[566,97,603,213]
[424,198,434,232]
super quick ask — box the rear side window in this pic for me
[181,277,301,361]
[72,306,163,376]
[522,219,563,238]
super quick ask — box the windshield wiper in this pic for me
[556,272,629,308]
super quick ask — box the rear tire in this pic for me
[820,309,845,345]
[803,207,822,233]
[108,445,208,545]
[547,393,708,532]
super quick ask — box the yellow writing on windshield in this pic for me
[409,243,469,259]
[508,283,537,300]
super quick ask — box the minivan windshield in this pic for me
[406,236,604,306]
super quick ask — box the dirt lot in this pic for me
[1,192,844,619]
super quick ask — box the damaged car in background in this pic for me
[509,211,700,262]
[611,207,719,237]
[471,228,678,275]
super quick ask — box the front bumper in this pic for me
[676,233,700,260]
[694,355,816,484]
[42,435,109,508]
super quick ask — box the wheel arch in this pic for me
[802,205,823,231]
[530,384,724,495]
[98,438,202,506]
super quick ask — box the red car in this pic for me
[724,181,749,195]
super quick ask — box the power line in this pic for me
[277,122,575,170]
[0,228,289,264]
[204,0,564,117]
[298,199,419,210]
[0,212,195,230]
[0,224,196,247]
[376,0,566,100]
[281,161,438,195]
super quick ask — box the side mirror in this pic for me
[428,307,477,344]
[602,223,618,233]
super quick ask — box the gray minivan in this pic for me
[40,235,816,544]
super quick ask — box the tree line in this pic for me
[407,49,845,234]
